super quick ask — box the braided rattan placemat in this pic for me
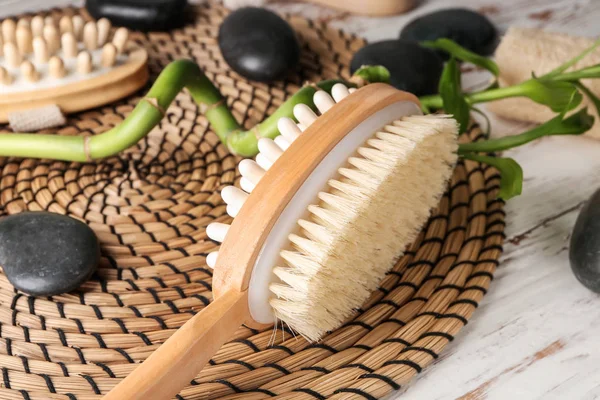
[0,2,505,399]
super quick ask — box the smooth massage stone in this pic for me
[0,212,100,296]
[350,40,443,96]
[86,0,188,31]
[570,188,600,293]
[400,8,498,57]
[219,7,300,82]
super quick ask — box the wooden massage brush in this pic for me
[0,15,148,127]
[105,83,459,399]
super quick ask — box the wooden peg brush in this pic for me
[0,15,148,125]
[105,83,458,399]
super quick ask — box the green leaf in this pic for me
[352,65,391,84]
[543,37,600,78]
[439,57,470,133]
[461,153,523,200]
[458,107,594,154]
[574,81,600,116]
[422,38,500,76]
[519,79,582,112]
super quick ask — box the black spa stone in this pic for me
[570,188,600,293]
[350,40,443,96]
[0,212,100,296]
[400,8,498,58]
[86,0,188,32]
[218,7,300,82]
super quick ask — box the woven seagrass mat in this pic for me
[0,2,505,399]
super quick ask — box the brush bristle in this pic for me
[206,85,459,342]
[269,113,458,341]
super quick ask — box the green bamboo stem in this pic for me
[0,60,349,161]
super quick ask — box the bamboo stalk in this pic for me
[0,59,350,161]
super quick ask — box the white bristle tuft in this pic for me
[33,37,49,63]
[331,83,350,103]
[59,15,73,34]
[20,61,38,82]
[206,222,230,243]
[43,24,59,55]
[4,42,21,68]
[221,186,248,218]
[77,51,92,74]
[274,135,290,151]
[31,16,44,37]
[16,25,32,54]
[206,252,218,269]
[255,153,273,171]
[101,43,117,67]
[97,18,111,46]
[240,177,255,193]
[313,90,336,114]
[61,32,77,59]
[112,27,129,54]
[0,67,12,85]
[258,138,283,163]
[48,56,66,78]
[83,21,98,50]
[267,113,459,341]
[2,19,16,44]
[72,16,84,40]
[277,117,301,142]
[293,104,318,128]
[238,159,265,186]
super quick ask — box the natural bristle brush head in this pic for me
[208,83,458,341]
[0,15,148,124]
[104,83,459,400]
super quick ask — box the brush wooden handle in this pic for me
[103,290,249,400]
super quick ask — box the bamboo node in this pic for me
[143,97,165,116]
[200,98,225,114]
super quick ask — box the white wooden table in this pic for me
[1,1,600,399]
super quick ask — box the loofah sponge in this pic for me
[488,27,600,140]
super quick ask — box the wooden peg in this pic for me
[77,51,92,74]
[49,56,66,78]
[16,19,30,29]
[43,24,60,55]
[101,43,117,67]
[112,27,129,54]
[59,15,73,34]
[97,18,111,46]
[44,16,55,27]
[83,21,98,51]
[4,42,21,68]
[72,16,84,40]
[2,19,16,44]
[61,32,77,59]
[20,60,39,82]
[0,35,3,57]
[0,67,12,85]
[31,16,44,37]
[33,36,49,63]
[16,25,32,55]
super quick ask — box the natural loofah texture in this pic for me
[488,26,600,139]
[270,114,458,341]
